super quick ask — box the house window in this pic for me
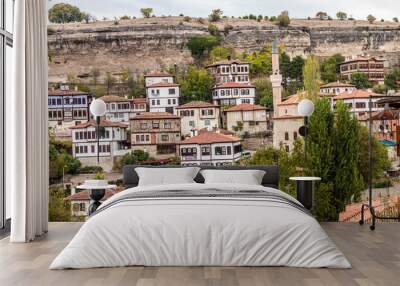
[285,132,289,141]
[153,122,159,129]
[234,145,242,154]
[157,100,160,105]
[227,146,232,155]
[168,99,171,105]
[215,146,226,155]
[294,132,298,140]
[355,102,366,109]
[204,119,210,126]
[168,88,175,94]
[164,122,171,129]
[189,121,195,127]
[161,134,169,141]
[140,123,147,129]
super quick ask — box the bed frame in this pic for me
[123,165,280,189]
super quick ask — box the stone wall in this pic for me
[48,17,400,82]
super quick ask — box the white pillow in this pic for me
[136,167,200,186]
[200,169,266,185]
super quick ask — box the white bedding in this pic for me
[50,183,351,269]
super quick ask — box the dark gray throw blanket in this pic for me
[91,189,310,217]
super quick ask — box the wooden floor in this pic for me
[0,222,399,286]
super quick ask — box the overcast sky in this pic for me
[48,0,399,21]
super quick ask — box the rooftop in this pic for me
[99,95,131,103]
[48,89,90,96]
[146,82,180,88]
[225,103,266,112]
[320,81,356,88]
[131,98,147,104]
[176,101,219,109]
[69,120,128,129]
[144,72,173,77]
[341,56,386,64]
[278,93,303,106]
[180,131,240,145]
[132,112,180,120]
[214,82,255,89]
[206,59,250,68]
[333,89,382,100]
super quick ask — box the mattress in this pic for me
[50,183,351,269]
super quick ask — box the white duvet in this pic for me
[50,183,351,269]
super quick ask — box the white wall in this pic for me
[145,76,174,86]
[177,108,220,136]
[147,86,180,112]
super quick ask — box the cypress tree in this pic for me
[306,98,336,220]
[333,100,363,214]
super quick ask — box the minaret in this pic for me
[270,41,282,118]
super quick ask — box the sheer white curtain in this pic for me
[8,0,48,242]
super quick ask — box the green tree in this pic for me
[277,11,290,27]
[208,23,219,36]
[393,17,399,22]
[384,68,400,90]
[120,150,150,167]
[351,72,371,89]
[127,75,146,98]
[280,53,305,90]
[140,8,153,18]
[244,45,273,76]
[90,68,100,86]
[232,121,244,132]
[120,15,131,20]
[367,14,376,23]
[357,126,391,183]
[254,78,273,108]
[179,66,214,102]
[187,35,220,59]
[316,11,328,19]
[209,46,235,62]
[48,3,85,23]
[336,12,347,20]
[209,9,223,22]
[49,187,71,222]
[333,101,363,210]
[303,55,320,100]
[306,98,336,220]
[104,72,117,94]
[320,53,345,83]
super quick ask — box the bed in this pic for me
[50,165,351,269]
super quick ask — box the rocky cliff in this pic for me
[48,17,400,82]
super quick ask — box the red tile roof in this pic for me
[48,89,90,96]
[132,98,147,104]
[206,60,250,68]
[176,101,219,109]
[278,93,303,106]
[144,72,173,77]
[132,112,180,120]
[69,120,129,129]
[65,188,122,201]
[198,128,234,135]
[99,95,131,103]
[273,115,304,120]
[320,82,355,88]
[179,131,240,145]
[333,89,381,100]
[225,103,266,112]
[214,82,255,88]
[341,56,385,64]
[146,82,180,88]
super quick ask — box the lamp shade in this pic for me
[90,99,107,117]
[298,99,315,117]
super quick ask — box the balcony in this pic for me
[0,222,399,285]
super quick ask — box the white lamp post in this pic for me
[90,99,107,163]
[297,99,315,162]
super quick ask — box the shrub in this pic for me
[367,14,376,23]
[183,16,191,22]
[209,9,223,22]
[78,165,103,174]
[140,8,153,18]
[187,35,220,58]
[277,11,290,27]
[208,23,219,36]
[223,24,233,36]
